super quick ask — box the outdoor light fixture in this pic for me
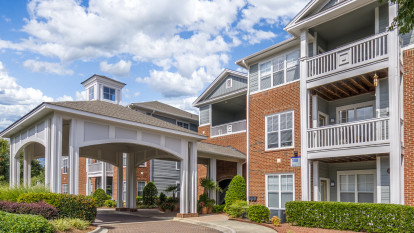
[330,181,335,187]
[373,73,378,87]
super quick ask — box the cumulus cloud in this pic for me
[56,95,73,101]
[100,60,131,76]
[161,97,199,115]
[23,59,73,75]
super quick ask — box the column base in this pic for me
[176,213,198,218]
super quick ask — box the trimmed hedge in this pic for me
[0,211,55,233]
[17,193,97,222]
[92,188,110,207]
[143,182,158,206]
[0,201,58,219]
[248,204,270,223]
[224,175,246,209]
[286,201,414,232]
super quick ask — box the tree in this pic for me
[224,175,246,208]
[0,139,9,184]
[165,184,179,199]
[382,0,414,34]
[142,182,158,206]
[200,177,222,198]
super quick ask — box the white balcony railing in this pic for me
[88,162,113,173]
[211,119,246,137]
[307,118,389,149]
[307,32,388,78]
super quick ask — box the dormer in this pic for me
[81,74,126,105]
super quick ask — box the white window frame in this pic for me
[62,184,68,194]
[176,161,181,170]
[226,77,233,89]
[103,86,116,102]
[138,162,147,167]
[337,169,376,203]
[265,173,295,210]
[88,86,94,100]
[336,101,376,124]
[137,181,146,197]
[123,154,127,167]
[62,158,68,174]
[265,110,295,151]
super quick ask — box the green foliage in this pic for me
[92,188,110,207]
[200,177,223,195]
[0,210,54,233]
[142,182,158,206]
[136,196,143,206]
[271,216,281,227]
[224,175,246,208]
[164,184,179,199]
[17,193,97,222]
[247,204,270,223]
[0,184,50,202]
[159,192,167,205]
[213,204,225,213]
[380,0,414,34]
[50,218,90,232]
[286,201,414,232]
[104,200,117,208]
[0,139,9,184]
[226,200,248,218]
[159,202,174,211]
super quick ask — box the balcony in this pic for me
[88,161,113,176]
[306,32,388,84]
[211,119,246,137]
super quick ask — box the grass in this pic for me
[50,218,91,232]
[0,184,50,202]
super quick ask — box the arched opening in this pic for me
[14,141,46,187]
[217,178,232,205]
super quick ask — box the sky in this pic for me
[0,0,309,131]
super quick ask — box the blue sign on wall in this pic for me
[291,156,301,167]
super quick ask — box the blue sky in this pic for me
[0,0,309,130]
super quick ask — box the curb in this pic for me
[88,226,108,233]
[174,218,236,233]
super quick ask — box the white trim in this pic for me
[194,89,247,107]
[319,177,330,201]
[337,169,376,203]
[137,180,146,197]
[138,162,147,168]
[265,110,295,151]
[226,77,233,89]
[318,111,329,127]
[210,130,246,139]
[265,173,295,210]
[176,161,181,170]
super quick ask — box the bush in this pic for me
[159,192,167,205]
[213,204,225,213]
[50,218,90,232]
[248,204,270,223]
[0,210,55,233]
[0,200,58,219]
[286,201,414,232]
[160,202,174,211]
[142,182,158,206]
[226,200,248,218]
[224,175,246,209]
[136,196,143,206]
[17,193,97,222]
[271,216,280,227]
[0,185,50,202]
[92,188,110,207]
[104,200,117,208]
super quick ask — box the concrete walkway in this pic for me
[94,209,276,233]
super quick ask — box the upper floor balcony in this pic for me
[87,160,113,177]
[210,95,246,138]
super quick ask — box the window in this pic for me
[62,158,68,174]
[176,161,181,170]
[337,101,375,124]
[122,181,126,201]
[139,162,147,167]
[258,50,300,91]
[177,121,189,129]
[62,184,68,194]
[226,78,232,89]
[137,181,146,197]
[338,170,375,203]
[123,154,127,167]
[103,86,116,101]
[266,174,294,209]
[266,111,294,150]
[88,86,94,100]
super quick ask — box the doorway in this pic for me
[319,178,330,201]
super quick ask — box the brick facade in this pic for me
[248,81,302,205]
[404,48,414,206]
[198,125,246,154]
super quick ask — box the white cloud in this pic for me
[75,90,87,100]
[0,61,53,130]
[160,97,198,115]
[2,16,10,23]
[133,92,140,97]
[100,60,131,77]
[23,59,73,75]
[56,95,73,101]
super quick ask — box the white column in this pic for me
[101,162,107,191]
[236,162,242,176]
[8,139,13,187]
[189,142,198,214]
[44,119,51,189]
[388,2,403,204]
[180,140,189,214]
[50,115,63,193]
[376,156,382,203]
[313,161,319,201]
[69,119,79,194]
[312,95,318,128]
[126,153,137,209]
[117,153,123,208]
[300,29,310,201]
[209,158,217,201]
[15,153,20,186]
[23,148,31,186]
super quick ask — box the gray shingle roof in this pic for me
[197,142,245,160]
[47,101,200,135]
[129,101,199,122]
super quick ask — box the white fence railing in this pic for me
[88,162,113,173]
[307,118,389,149]
[307,32,388,78]
[211,119,246,137]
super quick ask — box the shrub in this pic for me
[160,202,174,211]
[248,204,270,223]
[271,216,280,227]
[286,201,414,233]
[0,185,50,202]
[51,218,90,232]
[104,200,117,208]
[0,200,58,219]
[17,193,97,222]
[92,188,110,207]
[0,210,55,233]
[213,204,225,213]
[136,196,143,206]
[159,192,167,205]
[224,175,246,209]
[142,182,158,206]
[226,200,248,218]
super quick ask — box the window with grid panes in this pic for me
[266,111,293,149]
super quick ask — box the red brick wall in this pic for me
[198,125,246,154]
[404,48,414,206]
[198,164,208,197]
[248,81,302,205]
[78,157,87,195]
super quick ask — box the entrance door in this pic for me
[318,112,328,127]
[320,178,330,201]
